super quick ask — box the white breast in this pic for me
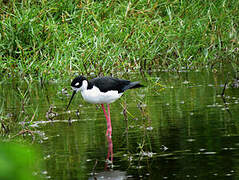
[80,86,123,104]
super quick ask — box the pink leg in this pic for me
[107,104,112,137]
[101,104,108,120]
[101,104,112,137]
[106,136,113,163]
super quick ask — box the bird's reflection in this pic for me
[89,136,127,180]
[105,135,113,170]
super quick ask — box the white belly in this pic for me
[80,87,123,104]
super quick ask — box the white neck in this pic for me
[80,80,88,91]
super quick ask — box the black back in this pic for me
[88,76,143,93]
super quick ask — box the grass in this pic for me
[0,0,238,80]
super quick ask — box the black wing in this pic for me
[89,77,132,93]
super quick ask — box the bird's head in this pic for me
[71,75,87,92]
[66,76,87,110]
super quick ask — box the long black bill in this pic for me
[66,90,76,110]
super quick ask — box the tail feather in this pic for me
[122,81,144,91]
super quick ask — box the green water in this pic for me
[1,71,239,180]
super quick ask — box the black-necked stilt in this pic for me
[66,76,144,137]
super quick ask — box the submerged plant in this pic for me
[0,103,10,135]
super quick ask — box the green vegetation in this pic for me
[0,142,40,180]
[0,0,238,80]
[0,1,238,178]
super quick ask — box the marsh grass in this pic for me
[0,77,40,139]
[0,0,238,80]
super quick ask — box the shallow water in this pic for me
[1,71,239,180]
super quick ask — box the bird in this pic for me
[66,75,144,137]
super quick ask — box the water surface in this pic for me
[1,71,239,180]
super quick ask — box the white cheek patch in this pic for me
[71,87,77,91]
[75,82,80,86]
[72,87,80,92]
